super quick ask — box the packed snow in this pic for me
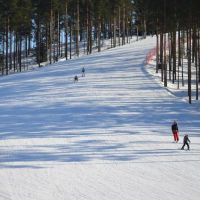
[0,37,200,200]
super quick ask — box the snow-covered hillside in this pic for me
[0,37,200,200]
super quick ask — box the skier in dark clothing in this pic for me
[171,120,179,142]
[82,67,85,77]
[181,134,191,150]
[74,75,78,83]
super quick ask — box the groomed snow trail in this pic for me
[0,37,200,200]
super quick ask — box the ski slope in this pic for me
[0,37,200,200]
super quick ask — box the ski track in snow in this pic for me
[0,37,200,200]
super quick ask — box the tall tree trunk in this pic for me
[9,31,13,70]
[181,30,185,86]
[113,10,116,47]
[86,0,92,54]
[14,33,18,72]
[178,28,181,89]
[65,0,68,60]
[198,29,200,83]
[19,33,22,72]
[89,14,92,54]
[156,32,159,73]
[187,28,192,104]
[97,14,101,52]
[57,12,60,61]
[37,15,41,67]
[76,0,80,57]
[6,17,9,75]
[110,19,113,47]
[122,3,125,45]
[28,34,31,55]
[49,5,53,64]
[86,0,89,54]
[53,13,56,63]
[160,32,163,82]
[46,23,49,62]
[118,6,121,46]
[172,29,176,83]
[168,33,172,81]
[69,20,72,59]
[164,33,167,87]
[194,25,198,100]
[143,17,147,39]
[1,32,5,75]
[13,33,16,72]
[126,16,129,44]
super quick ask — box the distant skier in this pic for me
[74,75,78,83]
[181,134,191,150]
[171,120,179,142]
[82,67,85,77]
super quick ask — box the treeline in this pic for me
[135,0,200,103]
[0,0,135,75]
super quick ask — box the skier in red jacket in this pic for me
[171,120,179,142]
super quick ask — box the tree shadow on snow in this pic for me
[0,39,200,168]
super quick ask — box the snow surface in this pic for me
[0,37,200,200]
